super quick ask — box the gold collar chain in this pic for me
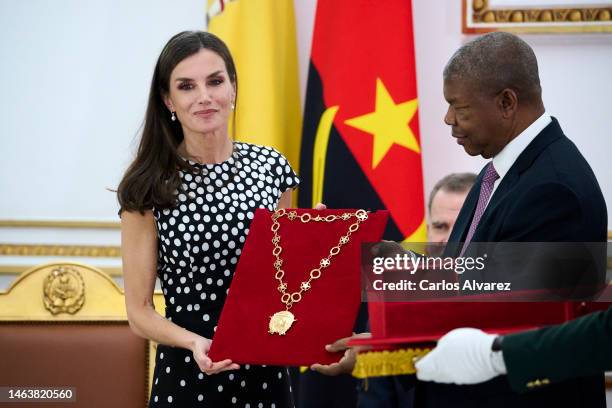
[268,209,368,335]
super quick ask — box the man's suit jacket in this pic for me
[503,307,612,392]
[419,118,608,408]
[448,118,606,245]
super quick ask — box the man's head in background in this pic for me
[428,172,477,243]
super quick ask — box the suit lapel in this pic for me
[447,117,564,249]
[474,117,565,239]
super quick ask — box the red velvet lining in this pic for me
[209,208,389,365]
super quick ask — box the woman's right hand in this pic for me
[190,336,240,375]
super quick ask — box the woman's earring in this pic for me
[171,111,176,121]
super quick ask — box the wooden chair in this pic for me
[0,262,164,407]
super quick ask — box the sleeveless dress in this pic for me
[149,142,299,407]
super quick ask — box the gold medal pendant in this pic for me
[268,310,296,335]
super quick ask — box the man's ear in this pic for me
[497,88,518,119]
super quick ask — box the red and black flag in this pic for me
[298,0,426,241]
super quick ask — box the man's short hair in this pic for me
[428,172,477,212]
[443,32,541,104]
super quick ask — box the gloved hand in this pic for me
[415,328,507,385]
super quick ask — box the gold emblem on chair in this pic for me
[43,266,86,315]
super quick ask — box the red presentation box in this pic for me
[350,286,612,349]
[209,208,389,365]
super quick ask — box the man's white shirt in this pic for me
[487,113,552,205]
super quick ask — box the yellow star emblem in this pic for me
[345,78,419,168]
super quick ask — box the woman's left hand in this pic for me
[190,336,240,375]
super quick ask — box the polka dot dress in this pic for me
[150,142,298,407]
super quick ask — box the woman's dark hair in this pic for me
[117,31,238,214]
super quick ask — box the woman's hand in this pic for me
[190,336,240,375]
[314,202,327,210]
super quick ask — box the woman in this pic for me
[118,31,298,407]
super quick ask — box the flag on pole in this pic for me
[207,0,302,172]
[298,0,426,241]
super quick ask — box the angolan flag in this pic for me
[298,0,426,241]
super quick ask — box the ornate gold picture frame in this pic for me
[463,0,612,33]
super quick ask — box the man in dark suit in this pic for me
[415,307,612,392]
[413,31,608,407]
[313,31,608,407]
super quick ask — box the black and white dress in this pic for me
[149,142,299,407]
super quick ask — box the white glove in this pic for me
[415,328,507,385]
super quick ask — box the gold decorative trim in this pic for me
[464,0,612,33]
[0,219,120,229]
[0,244,121,258]
[352,348,431,379]
[0,261,164,320]
[0,265,123,276]
[1,262,123,300]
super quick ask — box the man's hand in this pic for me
[371,240,408,258]
[310,333,371,376]
[415,328,506,385]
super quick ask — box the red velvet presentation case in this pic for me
[350,281,612,349]
[349,300,579,349]
[209,208,389,365]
